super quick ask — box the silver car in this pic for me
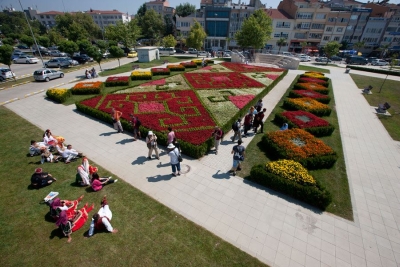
[45,58,70,68]
[33,69,64,82]
[13,55,40,64]
[0,68,16,81]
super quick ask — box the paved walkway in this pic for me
[6,66,400,267]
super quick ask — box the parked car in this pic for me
[33,69,64,82]
[315,57,331,63]
[299,55,311,62]
[80,54,93,62]
[0,68,15,81]
[223,50,232,57]
[11,52,26,60]
[158,47,176,55]
[102,50,110,58]
[197,51,210,57]
[13,55,39,64]
[346,56,368,65]
[16,44,29,49]
[367,57,378,63]
[62,57,79,66]
[33,49,50,56]
[188,48,198,54]
[44,58,70,68]
[371,59,389,66]
[127,50,138,58]
[72,54,92,64]
[330,55,343,61]
[175,48,186,54]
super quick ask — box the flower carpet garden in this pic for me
[68,61,288,158]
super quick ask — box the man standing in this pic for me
[87,196,118,237]
[146,131,159,160]
[167,127,175,145]
[254,108,266,133]
[212,126,223,155]
[231,118,242,143]
[229,140,245,176]
[255,99,263,113]
[130,114,141,140]
[111,107,123,133]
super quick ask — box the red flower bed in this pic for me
[151,67,170,76]
[221,62,284,72]
[228,95,255,109]
[105,76,130,87]
[290,90,330,104]
[184,72,264,89]
[281,110,330,128]
[80,90,216,145]
[298,77,328,85]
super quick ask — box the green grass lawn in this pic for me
[298,65,331,73]
[100,56,198,76]
[0,106,267,267]
[240,76,353,220]
[350,73,400,141]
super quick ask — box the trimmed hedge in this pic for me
[261,134,337,169]
[247,165,332,210]
[346,65,400,76]
[71,87,101,95]
[46,89,71,103]
[274,113,335,137]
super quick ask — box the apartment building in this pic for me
[360,17,388,51]
[320,12,350,46]
[145,0,175,19]
[265,9,294,52]
[175,11,205,38]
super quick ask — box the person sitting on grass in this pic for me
[40,147,59,164]
[62,144,82,164]
[91,173,117,192]
[30,168,57,188]
[76,157,97,186]
[49,195,84,220]
[29,140,47,156]
[87,196,118,237]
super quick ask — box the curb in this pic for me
[24,89,44,98]
[12,81,31,87]
[0,97,19,106]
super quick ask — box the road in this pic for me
[0,57,134,104]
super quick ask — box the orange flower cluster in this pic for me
[295,82,328,91]
[73,81,103,90]
[267,128,335,159]
[286,97,329,112]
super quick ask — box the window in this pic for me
[386,27,397,32]
[274,32,289,38]
[352,36,359,40]
[296,12,313,19]
[336,27,343,32]
[46,15,50,19]
[297,22,310,29]
[309,33,322,39]
[311,23,325,29]
[40,15,44,19]
[346,25,353,30]
[276,22,291,28]
[294,33,307,39]
[343,36,350,40]
[340,18,348,23]
[350,15,358,20]
[326,26,333,32]
[334,37,340,41]
[383,37,392,42]
[323,36,330,41]
[328,17,336,22]
[315,14,326,19]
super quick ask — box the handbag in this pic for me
[174,150,183,162]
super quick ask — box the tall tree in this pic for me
[136,4,147,29]
[105,19,141,49]
[86,45,103,71]
[379,43,390,59]
[109,46,125,67]
[163,34,177,48]
[55,13,101,41]
[140,9,165,42]
[186,20,207,56]
[0,45,15,79]
[58,40,79,56]
[324,41,341,65]
[353,41,365,54]
[37,36,50,48]
[20,35,35,49]
[76,40,92,54]
[47,29,64,46]
[276,38,287,53]
[176,31,185,49]
[235,10,272,49]
[340,40,349,50]
[175,3,196,17]
[300,41,308,54]
[164,15,174,36]
[1,38,15,46]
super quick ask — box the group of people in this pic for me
[50,195,117,243]
[85,67,97,79]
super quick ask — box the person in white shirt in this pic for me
[87,196,118,237]
[167,143,181,176]
[62,144,80,164]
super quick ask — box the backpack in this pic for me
[232,121,239,131]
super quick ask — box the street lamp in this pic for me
[214,13,218,49]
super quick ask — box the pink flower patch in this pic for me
[228,95,255,109]
[138,102,165,113]
[265,74,279,80]
[212,76,230,82]
[141,79,166,86]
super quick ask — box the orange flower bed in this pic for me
[71,81,103,95]
[284,97,331,116]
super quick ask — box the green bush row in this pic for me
[46,89,71,103]
[71,87,101,95]
[131,74,152,80]
[168,66,185,71]
[273,113,335,137]
[283,99,332,117]
[105,81,130,87]
[347,65,400,76]
[247,165,332,210]
[288,90,331,104]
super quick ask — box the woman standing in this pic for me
[167,143,181,177]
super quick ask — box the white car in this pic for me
[13,55,39,64]
[0,68,16,81]
[299,55,311,62]
[371,59,389,66]
[197,51,210,57]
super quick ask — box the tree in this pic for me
[109,46,125,67]
[324,41,341,65]
[163,34,177,48]
[140,9,165,42]
[276,38,287,53]
[0,45,15,80]
[186,20,207,56]
[58,40,79,56]
[55,13,101,41]
[175,3,196,17]
[353,41,365,54]
[340,40,349,50]
[86,45,103,71]
[235,10,273,49]
[96,40,109,52]
[136,4,147,29]
[47,29,64,46]
[300,41,308,54]
[76,39,92,54]
[1,38,15,46]
[105,19,141,49]
[20,35,35,49]
[164,15,174,36]
[379,43,390,59]
[37,36,50,48]
[176,31,185,49]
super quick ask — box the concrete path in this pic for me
[5,65,400,267]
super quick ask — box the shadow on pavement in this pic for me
[212,170,231,179]
[100,131,119,136]
[131,156,147,165]
[116,138,132,145]
[147,174,173,182]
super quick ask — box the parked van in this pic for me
[158,47,175,55]
[346,56,368,65]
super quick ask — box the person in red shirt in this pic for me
[243,114,252,137]
[212,126,223,155]
[254,108,266,133]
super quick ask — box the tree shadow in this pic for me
[212,170,231,179]
[147,174,173,182]
[131,156,147,165]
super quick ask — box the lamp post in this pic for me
[98,13,105,40]
[214,13,218,50]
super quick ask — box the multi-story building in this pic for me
[360,17,388,52]
[320,12,350,46]
[145,0,175,19]
[175,11,205,38]
[264,9,294,52]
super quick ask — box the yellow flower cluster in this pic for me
[47,88,69,97]
[302,73,326,80]
[131,70,152,77]
[266,159,316,185]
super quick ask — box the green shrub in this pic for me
[46,88,71,103]
[346,65,400,76]
[247,165,332,210]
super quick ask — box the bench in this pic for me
[362,85,373,94]
[132,65,140,70]
[377,102,391,113]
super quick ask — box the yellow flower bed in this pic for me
[131,70,152,80]
[266,159,316,185]
[46,88,71,103]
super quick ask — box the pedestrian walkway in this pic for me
[5,65,400,267]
